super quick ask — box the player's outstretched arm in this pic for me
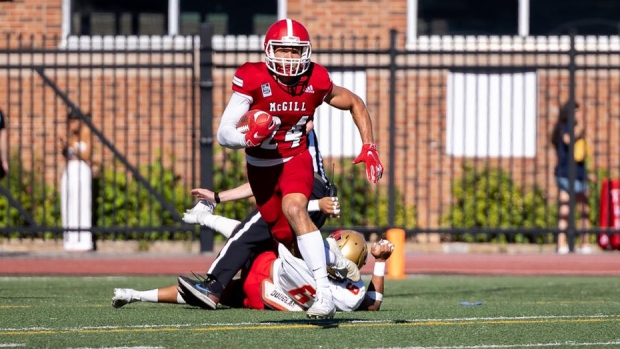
[188,183,338,216]
[324,85,383,183]
[324,85,374,145]
[190,182,254,203]
[357,239,394,311]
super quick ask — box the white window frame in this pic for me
[406,0,530,46]
[60,0,283,49]
[314,71,366,158]
[445,71,538,158]
[63,0,185,38]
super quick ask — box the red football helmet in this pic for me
[264,18,312,77]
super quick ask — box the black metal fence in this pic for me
[2,30,620,251]
[205,29,620,250]
[0,35,204,247]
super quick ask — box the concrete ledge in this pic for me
[0,238,581,255]
[0,239,222,254]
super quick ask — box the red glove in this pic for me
[353,143,383,183]
[244,112,276,147]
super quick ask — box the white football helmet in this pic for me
[264,18,312,77]
[328,230,368,269]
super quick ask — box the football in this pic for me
[237,109,272,134]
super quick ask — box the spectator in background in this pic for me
[0,108,8,178]
[551,101,592,254]
[59,111,93,252]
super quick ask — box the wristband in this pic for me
[367,291,383,301]
[307,200,320,212]
[214,192,221,204]
[373,261,386,277]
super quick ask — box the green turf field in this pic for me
[1,275,619,348]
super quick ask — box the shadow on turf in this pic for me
[270,318,349,329]
[267,318,413,329]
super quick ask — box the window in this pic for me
[446,72,537,158]
[71,0,168,36]
[179,0,276,35]
[181,13,229,36]
[314,71,366,157]
[408,0,620,42]
[530,0,620,35]
[254,14,278,36]
[417,0,518,36]
[68,0,277,36]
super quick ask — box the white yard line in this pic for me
[375,342,620,349]
[0,314,618,333]
[72,347,163,349]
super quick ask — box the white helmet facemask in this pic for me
[265,40,311,77]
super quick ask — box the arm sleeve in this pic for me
[216,92,252,149]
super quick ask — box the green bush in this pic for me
[93,159,192,241]
[325,160,416,229]
[212,148,254,222]
[443,164,555,244]
[589,168,608,228]
[0,153,61,238]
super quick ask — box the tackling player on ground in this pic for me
[244,229,394,312]
[112,229,393,312]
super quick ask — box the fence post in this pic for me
[199,23,215,252]
[386,228,406,279]
[567,32,577,253]
[388,29,397,227]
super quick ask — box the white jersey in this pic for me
[272,244,365,312]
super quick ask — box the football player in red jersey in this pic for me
[179,18,383,320]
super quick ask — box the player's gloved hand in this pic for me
[244,117,276,147]
[353,143,383,183]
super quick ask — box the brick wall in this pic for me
[288,0,407,48]
[0,52,199,187]
[0,0,63,39]
[0,0,407,48]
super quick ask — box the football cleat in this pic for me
[306,287,336,319]
[177,285,208,308]
[111,288,139,308]
[177,275,218,310]
[182,200,216,225]
[326,237,361,282]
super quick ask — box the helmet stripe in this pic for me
[286,18,293,36]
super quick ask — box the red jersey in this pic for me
[231,62,333,159]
